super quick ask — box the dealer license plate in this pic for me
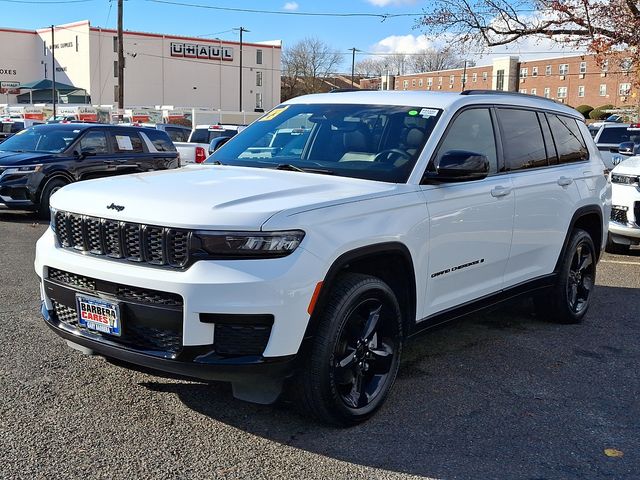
[76,294,121,336]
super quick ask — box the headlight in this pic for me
[3,164,43,175]
[191,230,305,259]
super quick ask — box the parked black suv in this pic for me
[0,123,179,217]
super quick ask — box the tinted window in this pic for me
[435,108,497,173]
[11,122,24,133]
[547,115,589,163]
[111,131,144,153]
[497,108,548,170]
[597,126,638,144]
[190,129,208,144]
[538,112,558,165]
[79,130,109,154]
[164,127,189,143]
[144,130,177,152]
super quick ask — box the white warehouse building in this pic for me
[0,20,282,111]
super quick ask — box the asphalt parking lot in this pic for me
[1,210,639,480]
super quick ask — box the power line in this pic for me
[0,0,94,3]
[143,0,423,19]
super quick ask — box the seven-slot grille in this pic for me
[53,210,190,268]
[611,207,628,224]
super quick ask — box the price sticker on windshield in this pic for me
[258,105,289,122]
[419,108,439,118]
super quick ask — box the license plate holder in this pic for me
[76,294,122,336]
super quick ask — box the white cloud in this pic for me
[283,2,299,11]
[366,0,418,6]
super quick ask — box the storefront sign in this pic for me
[0,81,20,89]
[170,42,233,61]
[0,69,17,76]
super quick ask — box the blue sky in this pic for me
[2,0,429,72]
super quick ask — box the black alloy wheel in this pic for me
[298,273,403,426]
[535,228,596,324]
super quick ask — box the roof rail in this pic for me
[329,88,376,93]
[460,89,559,104]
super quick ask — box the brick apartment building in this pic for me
[361,53,639,110]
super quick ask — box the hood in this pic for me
[0,151,57,166]
[50,165,400,230]
[612,156,640,176]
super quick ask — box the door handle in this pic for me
[557,176,573,187]
[491,186,512,197]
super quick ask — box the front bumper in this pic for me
[0,170,39,208]
[609,183,640,242]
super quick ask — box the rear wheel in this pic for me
[605,233,630,255]
[535,229,596,324]
[298,273,403,426]
[37,178,68,219]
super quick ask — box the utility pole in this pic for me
[350,47,360,88]
[461,60,467,92]
[117,0,124,119]
[51,25,56,118]
[236,27,249,112]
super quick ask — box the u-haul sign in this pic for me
[170,42,233,61]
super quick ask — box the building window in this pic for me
[113,60,118,78]
[496,69,505,90]
[559,64,568,75]
[530,88,537,95]
[412,79,416,87]
[621,58,632,72]
[472,72,477,83]
[114,85,119,102]
[519,89,527,94]
[532,66,538,77]
[256,49,263,65]
[578,86,585,97]
[113,36,118,53]
[427,77,433,87]
[557,86,568,98]
[76,35,79,52]
[403,80,408,89]
[418,78,423,87]
[579,61,586,74]
[602,60,608,72]
[44,63,48,79]
[256,71,263,86]
[545,65,551,76]
[599,84,607,96]
[44,41,47,56]
[544,87,550,98]
[449,75,455,84]
[438,77,442,86]
[520,68,528,78]
[619,83,631,96]
[256,92,263,109]
[482,71,488,81]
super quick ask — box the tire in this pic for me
[535,229,596,324]
[605,233,630,255]
[37,178,68,219]
[298,273,404,427]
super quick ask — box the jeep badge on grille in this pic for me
[107,203,125,212]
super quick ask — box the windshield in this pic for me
[0,125,80,153]
[598,126,640,145]
[206,103,441,183]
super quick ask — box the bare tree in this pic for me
[407,48,465,73]
[418,0,640,73]
[281,37,343,100]
[355,57,388,77]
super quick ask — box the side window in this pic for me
[190,129,208,144]
[79,130,109,154]
[497,108,548,171]
[165,127,188,143]
[537,112,558,165]
[143,130,177,152]
[435,108,497,173]
[111,131,144,153]
[546,114,589,163]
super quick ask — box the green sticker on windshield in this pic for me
[408,110,418,116]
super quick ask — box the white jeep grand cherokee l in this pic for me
[607,156,640,252]
[35,91,611,426]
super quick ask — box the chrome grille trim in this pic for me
[53,211,191,268]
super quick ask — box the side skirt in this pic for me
[408,273,556,338]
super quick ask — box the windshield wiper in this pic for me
[274,163,334,175]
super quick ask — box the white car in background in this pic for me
[608,157,640,253]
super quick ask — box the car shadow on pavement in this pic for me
[139,288,638,480]
[0,210,47,225]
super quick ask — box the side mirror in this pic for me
[618,141,636,156]
[208,136,231,155]
[426,150,490,183]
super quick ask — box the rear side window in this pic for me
[11,122,24,133]
[164,127,189,143]
[144,129,177,152]
[597,126,637,144]
[111,131,144,153]
[435,108,498,173]
[546,115,589,163]
[79,130,109,154]
[190,129,208,144]
[497,108,548,170]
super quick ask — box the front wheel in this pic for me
[37,177,68,219]
[535,229,596,324]
[298,273,403,426]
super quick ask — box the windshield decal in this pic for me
[258,105,289,122]
[419,108,439,118]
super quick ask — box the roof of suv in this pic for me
[283,90,582,119]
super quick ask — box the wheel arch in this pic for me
[555,205,604,271]
[37,171,74,200]
[304,242,417,342]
